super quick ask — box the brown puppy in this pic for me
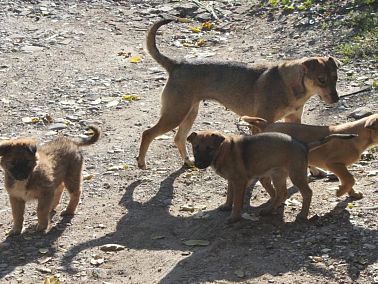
[187,130,355,223]
[137,18,341,169]
[242,114,378,199]
[0,126,100,235]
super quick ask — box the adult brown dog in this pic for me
[137,18,341,169]
[0,126,100,235]
[187,130,355,223]
[242,114,378,199]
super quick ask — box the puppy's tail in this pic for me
[307,134,357,151]
[75,126,101,147]
[146,18,177,72]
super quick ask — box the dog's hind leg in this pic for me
[290,170,313,221]
[52,183,65,212]
[37,192,54,232]
[137,90,193,169]
[62,164,83,216]
[174,102,199,167]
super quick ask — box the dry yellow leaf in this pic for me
[130,56,143,63]
[201,21,214,30]
[189,26,201,33]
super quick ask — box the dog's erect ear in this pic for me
[364,116,378,130]
[241,116,268,130]
[0,142,11,156]
[328,56,341,68]
[187,132,197,143]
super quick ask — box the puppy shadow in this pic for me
[59,165,377,283]
[0,215,73,279]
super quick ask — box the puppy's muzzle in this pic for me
[193,153,212,169]
[11,171,30,181]
[330,90,339,103]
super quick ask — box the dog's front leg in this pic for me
[9,196,25,235]
[219,183,233,212]
[283,107,303,123]
[227,180,246,224]
[326,163,362,199]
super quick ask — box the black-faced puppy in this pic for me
[187,131,355,223]
[137,18,341,169]
[0,126,100,235]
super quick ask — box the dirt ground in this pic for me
[0,1,377,283]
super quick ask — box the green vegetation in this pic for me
[268,0,314,11]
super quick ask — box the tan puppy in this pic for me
[0,126,100,235]
[242,114,378,199]
[137,18,341,169]
[187,130,355,223]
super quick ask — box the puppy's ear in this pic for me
[187,132,197,143]
[328,56,341,68]
[0,142,11,156]
[364,116,378,130]
[211,133,225,145]
[241,116,268,131]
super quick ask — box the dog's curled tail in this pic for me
[307,134,357,151]
[146,18,177,72]
[75,126,101,147]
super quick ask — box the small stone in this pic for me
[99,244,125,252]
[348,107,372,119]
[48,123,67,130]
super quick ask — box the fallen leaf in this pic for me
[189,26,201,33]
[201,21,214,30]
[43,276,61,284]
[183,239,209,246]
[130,56,143,63]
[122,94,141,101]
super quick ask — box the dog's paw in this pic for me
[183,158,195,169]
[60,209,75,217]
[136,157,147,170]
[349,190,363,200]
[226,215,242,224]
[8,227,22,236]
[295,214,308,223]
[218,203,232,211]
[336,185,350,197]
[35,224,48,233]
[259,205,274,216]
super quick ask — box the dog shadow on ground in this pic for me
[0,215,74,279]
[59,167,378,283]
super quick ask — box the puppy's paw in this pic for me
[226,215,242,224]
[295,214,308,223]
[8,227,22,236]
[183,158,195,169]
[259,205,274,216]
[35,224,48,233]
[218,203,232,212]
[336,185,350,197]
[349,190,363,200]
[60,209,75,217]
